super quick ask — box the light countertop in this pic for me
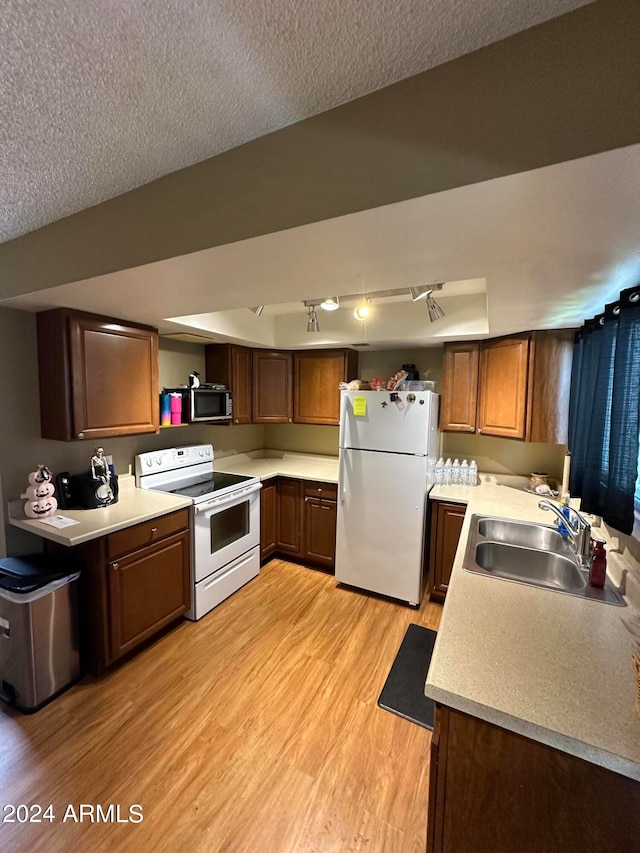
[426,480,640,782]
[214,450,339,484]
[8,477,192,547]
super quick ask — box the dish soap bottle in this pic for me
[589,537,607,588]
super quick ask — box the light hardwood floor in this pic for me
[1,559,442,852]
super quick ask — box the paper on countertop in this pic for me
[38,515,81,529]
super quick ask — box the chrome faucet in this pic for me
[538,499,592,566]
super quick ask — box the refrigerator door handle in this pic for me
[339,452,348,503]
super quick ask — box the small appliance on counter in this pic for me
[63,447,119,509]
[161,386,232,423]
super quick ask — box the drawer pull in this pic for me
[151,527,157,533]
[111,562,119,570]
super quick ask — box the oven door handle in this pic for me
[194,481,262,513]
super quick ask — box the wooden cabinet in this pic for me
[440,342,480,433]
[427,704,640,853]
[477,335,531,439]
[302,481,338,572]
[440,330,574,443]
[293,350,358,425]
[259,477,338,572]
[80,509,190,675]
[277,478,302,555]
[260,480,278,561]
[428,501,466,602]
[206,345,358,427]
[37,308,159,441]
[252,350,293,423]
[205,343,252,424]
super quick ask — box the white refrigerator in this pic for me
[335,390,440,605]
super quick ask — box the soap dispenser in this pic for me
[589,537,607,588]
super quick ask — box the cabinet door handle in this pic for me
[77,432,84,439]
[478,429,482,434]
[469,426,475,432]
[151,527,157,533]
[111,562,119,570]
[288,418,292,423]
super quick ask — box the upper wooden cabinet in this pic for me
[440,330,574,443]
[205,343,252,424]
[37,308,159,441]
[293,350,358,425]
[440,343,480,433]
[478,335,531,439]
[252,350,293,424]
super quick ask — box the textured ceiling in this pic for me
[1,0,592,244]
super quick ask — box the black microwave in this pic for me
[164,388,233,423]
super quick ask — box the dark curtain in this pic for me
[568,285,640,535]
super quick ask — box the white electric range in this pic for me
[135,444,262,620]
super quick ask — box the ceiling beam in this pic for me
[0,0,639,300]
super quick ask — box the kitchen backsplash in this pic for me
[442,433,567,483]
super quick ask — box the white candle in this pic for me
[561,451,571,496]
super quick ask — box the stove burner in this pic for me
[165,471,254,500]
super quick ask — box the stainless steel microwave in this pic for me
[165,388,233,423]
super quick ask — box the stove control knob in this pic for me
[206,447,212,456]
[199,449,204,457]
[156,456,163,465]
[145,459,152,468]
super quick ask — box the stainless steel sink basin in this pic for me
[475,541,586,591]
[463,515,626,606]
[477,517,574,557]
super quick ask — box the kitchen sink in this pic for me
[477,517,574,557]
[464,515,626,606]
[475,541,586,591]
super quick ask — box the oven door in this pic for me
[193,482,261,582]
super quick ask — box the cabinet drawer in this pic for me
[107,509,189,560]
[303,481,338,501]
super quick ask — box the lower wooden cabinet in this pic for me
[259,477,337,572]
[260,480,278,561]
[277,478,303,556]
[428,501,466,602]
[302,483,337,572]
[79,508,190,674]
[427,704,640,853]
[108,532,190,661]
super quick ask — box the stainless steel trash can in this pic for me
[0,555,82,712]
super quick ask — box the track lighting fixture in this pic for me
[426,294,445,322]
[353,300,371,321]
[320,297,339,311]
[409,286,432,302]
[307,305,320,332]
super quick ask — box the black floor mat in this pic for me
[377,623,437,730]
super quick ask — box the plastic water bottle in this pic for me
[460,459,469,485]
[468,460,478,486]
[452,459,460,485]
[435,458,444,485]
[443,458,452,485]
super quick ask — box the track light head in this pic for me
[353,300,371,321]
[320,297,339,311]
[307,305,320,332]
[426,294,445,322]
